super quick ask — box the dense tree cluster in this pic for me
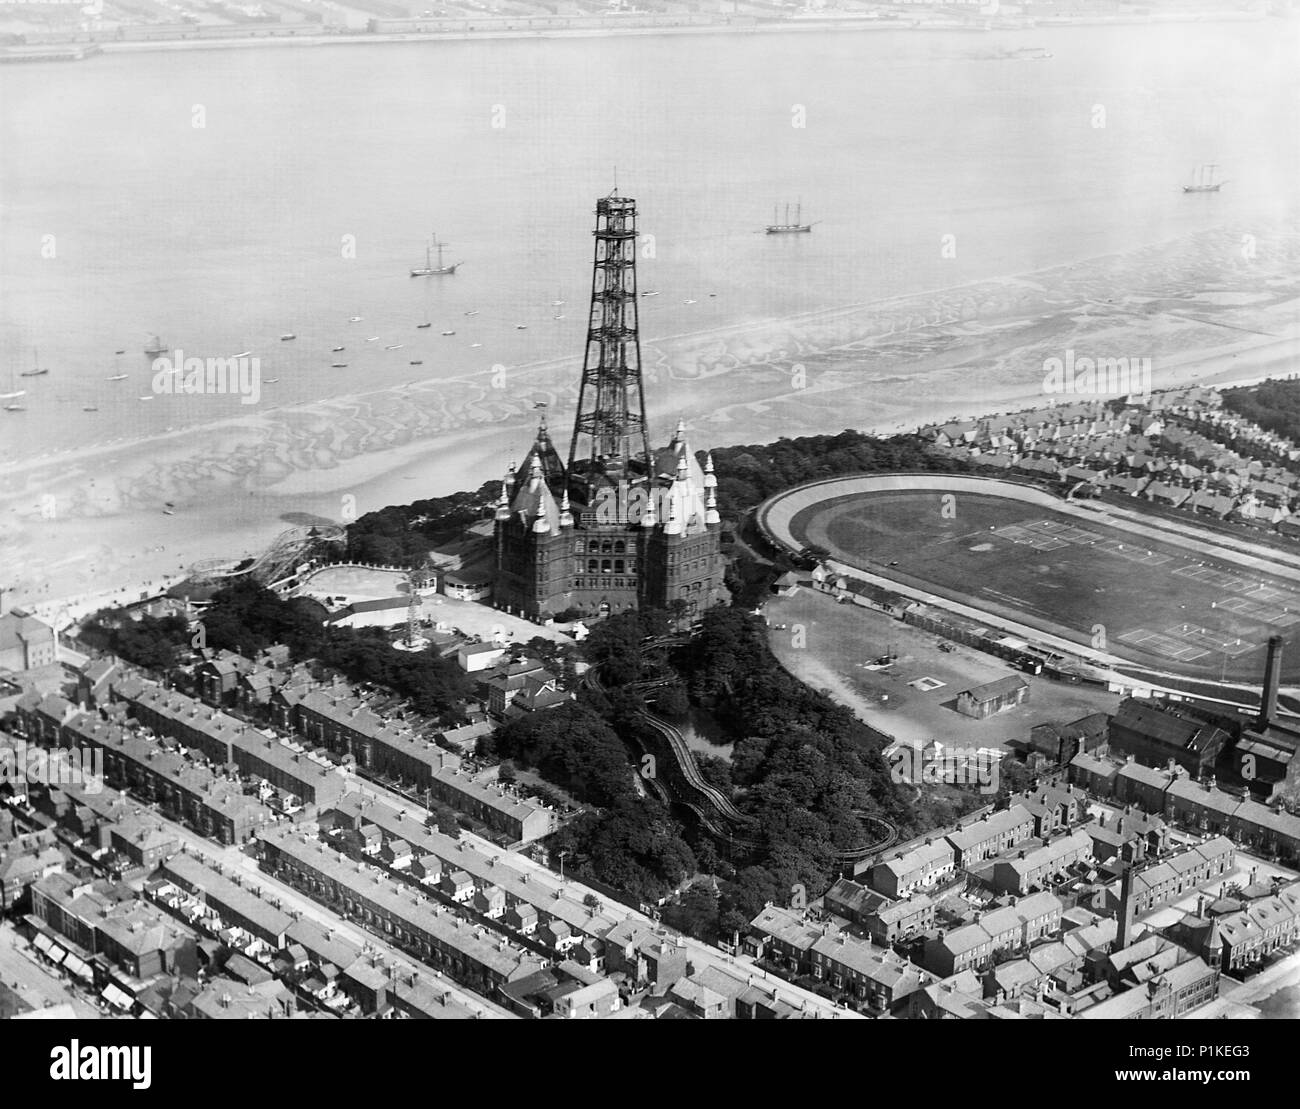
[483,699,698,903]
[1221,379,1300,444]
[547,796,696,905]
[344,483,500,567]
[674,607,918,934]
[574,608,920,929]
[192,574,473,722]
[483,703,638,809]
[80,612,190,671]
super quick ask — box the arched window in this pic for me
[614,540,626,554]
[615,560,625,573]
[601,559,612,573]
[601,540,613,554]
[587,559,598,572]
[588,541,600,554]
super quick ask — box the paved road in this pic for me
[0,923,102,1019]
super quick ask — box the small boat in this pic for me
[145,333,168,355]
[515,324,528,330]
[108,374,128,381]
[442,330,455,336]
[163,509,175,516]
[464,310,479,317]
[417,323,432,329]
[138,395,154,401]
[232,351,252,359]
[114,349,125,354]
[709,293,717,298]
[349,316,363,322]
[281,333,296,341]
[2,404,26,413]
[366,336,380,342]
[409,360,423,366]
[470,342,482,348]
[640,290,659,298]
[385,344,404,351]
[164,501,175,507]
[553,312,565,320]
[684,299,697,305]
[331,363,348,368]
[264,378,279,383]
[82,406,98,412]
[410,232,460,277]
[332,346,345,352]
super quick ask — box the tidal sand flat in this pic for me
[4,222,1298,612]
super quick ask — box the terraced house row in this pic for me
[258,824,548,996]
[109,678,347,808]
[1070,751,1300,862]
[326,793,620,947]
[274,684,559,844]
[15,695,279,846]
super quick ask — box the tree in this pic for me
[498,760,517,783]
[654,683,690,720]
[428,802,461,838]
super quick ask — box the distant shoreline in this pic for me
[0,10,1273,62]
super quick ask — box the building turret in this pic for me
[642,489,657,528]
[703,451,717,490]
[663,498,682,537]
[494,461,515,521]
[705,486,720,527]
[558,489,573,530]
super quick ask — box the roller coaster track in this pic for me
[583,633,899,863]
[189,525,347,586]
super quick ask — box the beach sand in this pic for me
[4,222,1298,617]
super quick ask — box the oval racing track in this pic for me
[757,473,1300,693]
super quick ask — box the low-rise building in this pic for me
[867,839,954,899]
[956,675,1029,720]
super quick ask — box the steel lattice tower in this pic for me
[567,195,652,503]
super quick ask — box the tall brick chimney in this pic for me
[1258,635,1284,729]
[1116,862,1137,951]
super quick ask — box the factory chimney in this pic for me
[1116,862,1137,951]
[1258,635,1284,729]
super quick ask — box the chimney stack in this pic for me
[1116,862,1137,951]
[1259,635,1284,729]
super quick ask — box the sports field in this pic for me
[787,488,1300,682]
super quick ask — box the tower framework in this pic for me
[567,195,652,504]
[494,193,727,622]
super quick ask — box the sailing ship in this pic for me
[1183,164,1225,193]
[144,333,168,355]
[766,201,813,234]
[20,348,49,377]
[410,232,460,277]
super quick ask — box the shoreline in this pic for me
[0,11,1274,62]
[3,222,1298,616]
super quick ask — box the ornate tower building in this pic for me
[493,194,727,621]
